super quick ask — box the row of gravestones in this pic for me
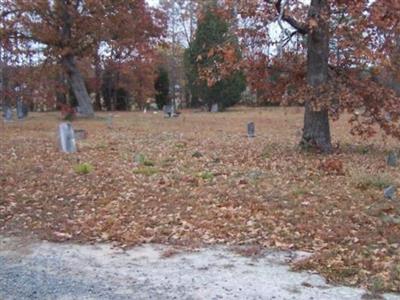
[2,102,29,121]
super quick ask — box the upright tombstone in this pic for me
[163,105,173,118]
[58,122,77,153]
[16,101,29,120]
[247,122,255,138]
[387,151,398,167]
[107,114,113,129]
[211,103,219,113]
[3,106,13,122]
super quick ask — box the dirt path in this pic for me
[0,236,399,300]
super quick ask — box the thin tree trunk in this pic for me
[301,0,332,153]
[93,49,102,111]
[62,54,94,116]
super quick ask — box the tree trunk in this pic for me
[93,51,102,111]
[301,0,332,153]
[62,55,94,117]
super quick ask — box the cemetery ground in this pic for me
[1,107,400,295]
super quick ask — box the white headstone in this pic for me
[211,103,219,113]
[58,122,77,153]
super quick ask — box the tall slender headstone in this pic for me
[58,122,77,153]
[107,114,113,129]
[247,122,255,138]
[16,101,28,119]
[387,151,398,167]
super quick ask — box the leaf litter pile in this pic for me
[1,108,400,292]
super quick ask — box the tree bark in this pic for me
[301,0,332,153]
[93,50,102,111]
[62,54,94,116]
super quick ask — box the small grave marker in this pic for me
[387,151,398,167]
[163,105,174,118]
[3,106,13,122]
[58,122,77,153]
[211,103,219,113]
[384,185,396,200]
[247,122,255,138]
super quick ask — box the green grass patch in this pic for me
[197,171,214,180]
[74,163,93,175]
[133,166,159,176]
[134,153,155,166]
[352,172,393,190]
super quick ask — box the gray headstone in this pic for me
[247,122,255,138]
[163,105,174,118]
[211,103,219,113]
[387,151,398,167]
[3,106,13,122]
[58,122,77,153]
[16,101,28,119]
[107,114,113,128]
[384,185,396,200]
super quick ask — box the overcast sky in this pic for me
[146,0,159,7]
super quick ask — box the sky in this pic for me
[146,0,159,7]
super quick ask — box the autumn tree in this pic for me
[1,0,164,115]
[212,0,400,152]
[186,3,245,111]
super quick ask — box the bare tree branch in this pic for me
[273,0,309,35]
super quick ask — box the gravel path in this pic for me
[0,236,399,300]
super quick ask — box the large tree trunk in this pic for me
[301,0,332,153]
[62,55,94,117]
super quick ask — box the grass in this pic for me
[352,171,393,190]
[133,166,159,176]
[197,171,214,180]
[74,163,93,175]
[291,186,308,197]
[134,153,155,166]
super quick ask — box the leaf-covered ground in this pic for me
[1,107,400,292]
